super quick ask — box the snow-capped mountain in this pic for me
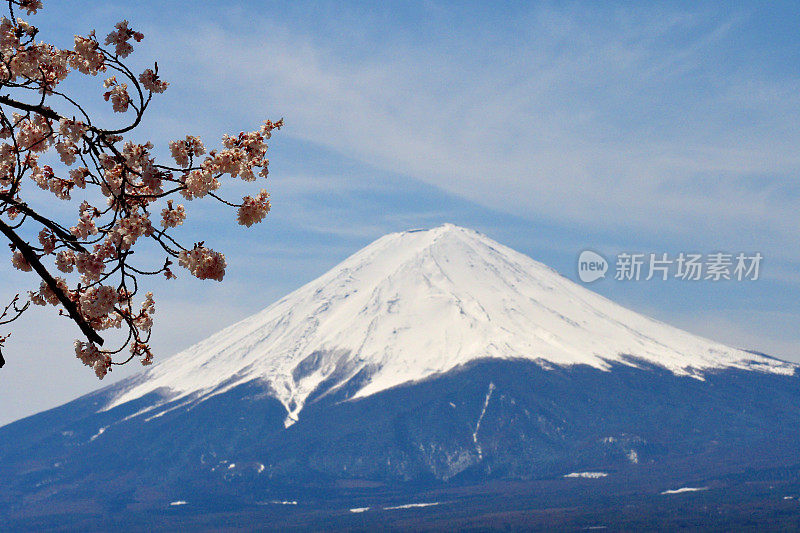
[3,224,800,530]
[107,223,792,426]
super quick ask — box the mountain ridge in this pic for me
[103,224,794,426]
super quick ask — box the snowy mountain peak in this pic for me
[107,224,795,424]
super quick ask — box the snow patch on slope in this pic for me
[564,472,608,479]
[661,486,709,495]
[473,382,495,460]
[385,502,441,510]
[89,426,107,442]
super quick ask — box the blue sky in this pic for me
[0,0,798,425]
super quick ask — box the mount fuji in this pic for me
[3,224,800,530]
[106,224,794,424]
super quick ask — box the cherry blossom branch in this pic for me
[0,293,27,326]
[0,2,281,377]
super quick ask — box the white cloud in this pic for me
[143,7,799,256]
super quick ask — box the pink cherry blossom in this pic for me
[104,20,142,58]
[139,68,168,93]
[161,202,186,228]
[238,190,270,227]
[178,245,226,281]
[11,251,31,271]
[0,2,281,376]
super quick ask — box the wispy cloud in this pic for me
[144,3,799,255]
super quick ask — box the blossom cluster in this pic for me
[238,190,270,227]
[178,244,227,282]
[104,20,142,58]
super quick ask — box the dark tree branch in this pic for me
[0,218,104,345]
[0,194,89,253]
[0,94,59,121]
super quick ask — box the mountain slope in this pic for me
[2,223,800,529]
[5,359,800,530]
[106,224,792,426]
